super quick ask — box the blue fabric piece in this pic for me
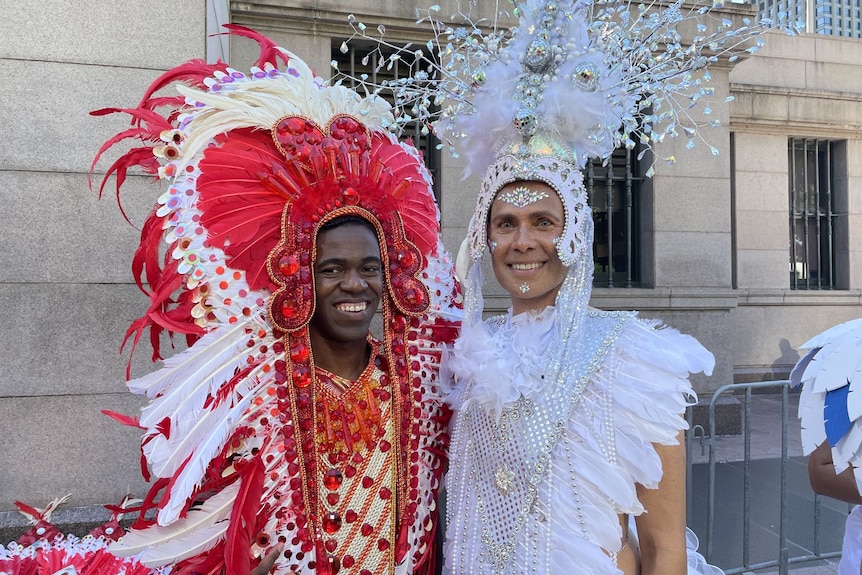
[825,383,853,447]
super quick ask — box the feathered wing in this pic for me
[123,312,276,526]
[110,482,240,567]
[794,318,862,488]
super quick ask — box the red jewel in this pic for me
[278,254,300,276]
[391,315,407,332]
[379,440,391,453]
[281,298,300,319]
[405,287,425,306]
[285,117,307,134]
[342,555,355,568]
[345,509,358,523]
[342,187,360,205]
[379,487,392,500]
[324,539,338,553]
[326,493,340,506]
[360,523,373,537]
[324,468,343,490]
[328,556,341,574]
[361,476,374,489]
[289,343,310,363]
[378,538,390,551]
[322,511,342,534]
[397,250,415,268]
[293,369,311,389]
[344,465,357,478]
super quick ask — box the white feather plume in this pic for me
[138,323,274,430]
[795,318,862,464]
[173,52,394,173]
[156,368,271,525]
[145,363,266,481]
[110,481,239,566]
[128,319,256,400]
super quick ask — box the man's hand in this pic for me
[250,545,284,575]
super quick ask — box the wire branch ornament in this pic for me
[333,0,801,176]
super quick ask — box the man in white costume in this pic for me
[442,151,717,575]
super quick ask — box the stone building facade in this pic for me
[1,0,860,515]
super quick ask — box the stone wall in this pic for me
[729,30,862,381]
[0,1,207,512]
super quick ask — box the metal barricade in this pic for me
[685,380,845,575]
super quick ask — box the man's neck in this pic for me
[310,335,371,381]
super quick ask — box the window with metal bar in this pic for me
[788,138,838,289]
[586,147,643,288]
[331,40,441,202]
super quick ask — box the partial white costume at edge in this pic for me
[793,318,862,575]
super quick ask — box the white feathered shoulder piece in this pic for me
[793,318,862,487]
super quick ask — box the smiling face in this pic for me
[488,181,568,315]
[309,220,383,353]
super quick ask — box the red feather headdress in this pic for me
[91,25,461,575]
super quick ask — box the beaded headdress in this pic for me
[92,26,460,575]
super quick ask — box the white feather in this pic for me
[157,369,271,525]
[174,54,394,173]
[139,326,274,429]
[128,320,256,399]
[833,421,862,474]
[110,482,239,566]
[807,336,862,393]
[800,317,862,350]
[849,371,862,423]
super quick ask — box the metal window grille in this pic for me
[788,138,836,289]
[331,41,441,202]
[586,147,642,288]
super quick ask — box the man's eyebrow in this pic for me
[315,255,382,267]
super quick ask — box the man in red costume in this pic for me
[90,26,461,575]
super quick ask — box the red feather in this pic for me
[136,59,227,111]
[131,477,170,529]
[370,137,439,256]
[13,501,44,521]
[97,147,161,225]
[131,210,168,294]
[173,541,226,575]
[222,24,291,69]
[225,457,266,575]
[139,443,152,483]
[101,409,145,429]
[196,129,288,290]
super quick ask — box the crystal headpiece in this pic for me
[338,0,800,177]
